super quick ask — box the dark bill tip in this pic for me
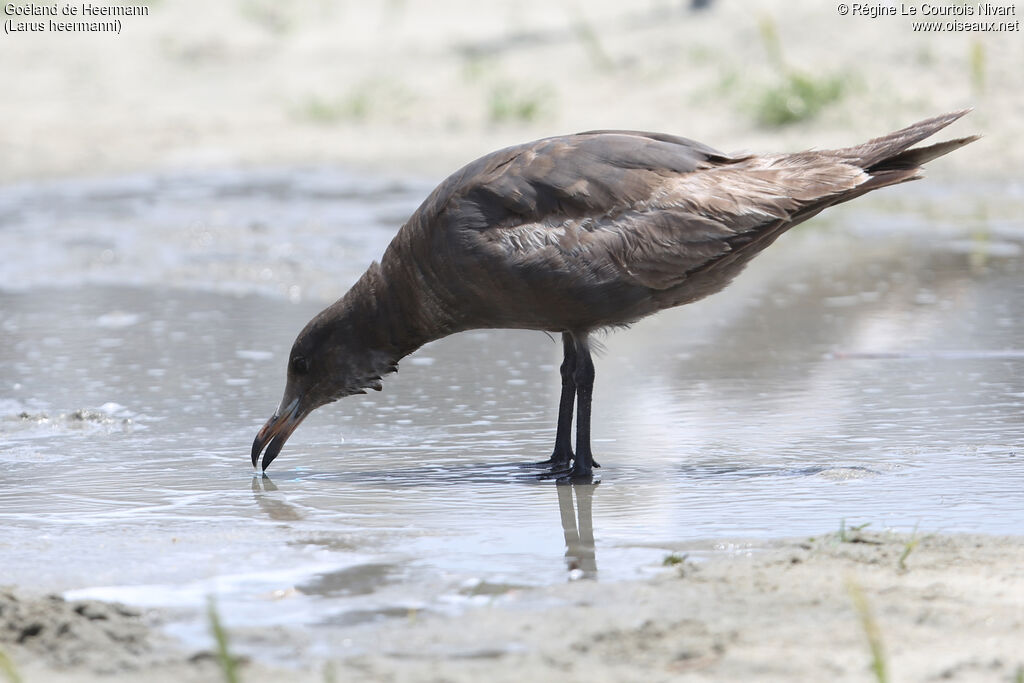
[251,431,267,468]
[261,432,289,472]
[250,398,303,471]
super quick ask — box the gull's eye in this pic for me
[290,355,309,375]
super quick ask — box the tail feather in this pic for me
[853,167,923,194]
[867,135,980,173]
[682,110,975,287]
[735,111,976,252]
[840,109,976,169]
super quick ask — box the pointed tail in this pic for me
[834,109,978,192]
[840,109,979,172]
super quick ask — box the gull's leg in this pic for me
[535,332,576,469]
[560,332,597,483]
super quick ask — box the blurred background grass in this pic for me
[1,0,1017,182]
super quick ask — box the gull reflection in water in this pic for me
[556,482,598,580]
[251,474,304,521]
[250,473,599,581]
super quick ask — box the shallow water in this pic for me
[1,169,1023,660]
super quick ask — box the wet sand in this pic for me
[6,531,1024,682]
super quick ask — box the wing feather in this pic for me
[440,135,867,290]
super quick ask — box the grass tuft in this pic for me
[897,525,920,571]
[749,13,847,127]
[296,90,370,125]
[461,53,497,83]
[293,80,414,126]
[571,10,615,71]
[0,649,22,683]
[757,15,784,68]
[847,579,890,683]
[969,40,986,93]
[488,82,551,124]
[662,552,687,567]
[837,519,871,543]
[239,0,292,35]
[207,596,241,683]
[752,71,846,127]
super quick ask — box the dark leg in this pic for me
[561,333,597,482]
[535,333,576,468]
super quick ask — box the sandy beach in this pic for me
[2,0,1020,183]
[5,530,1024,682]
[3,1,1023,681]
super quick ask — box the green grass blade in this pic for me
[0,649,23,683]
[846,579,890,683]
[207,596,241,683]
